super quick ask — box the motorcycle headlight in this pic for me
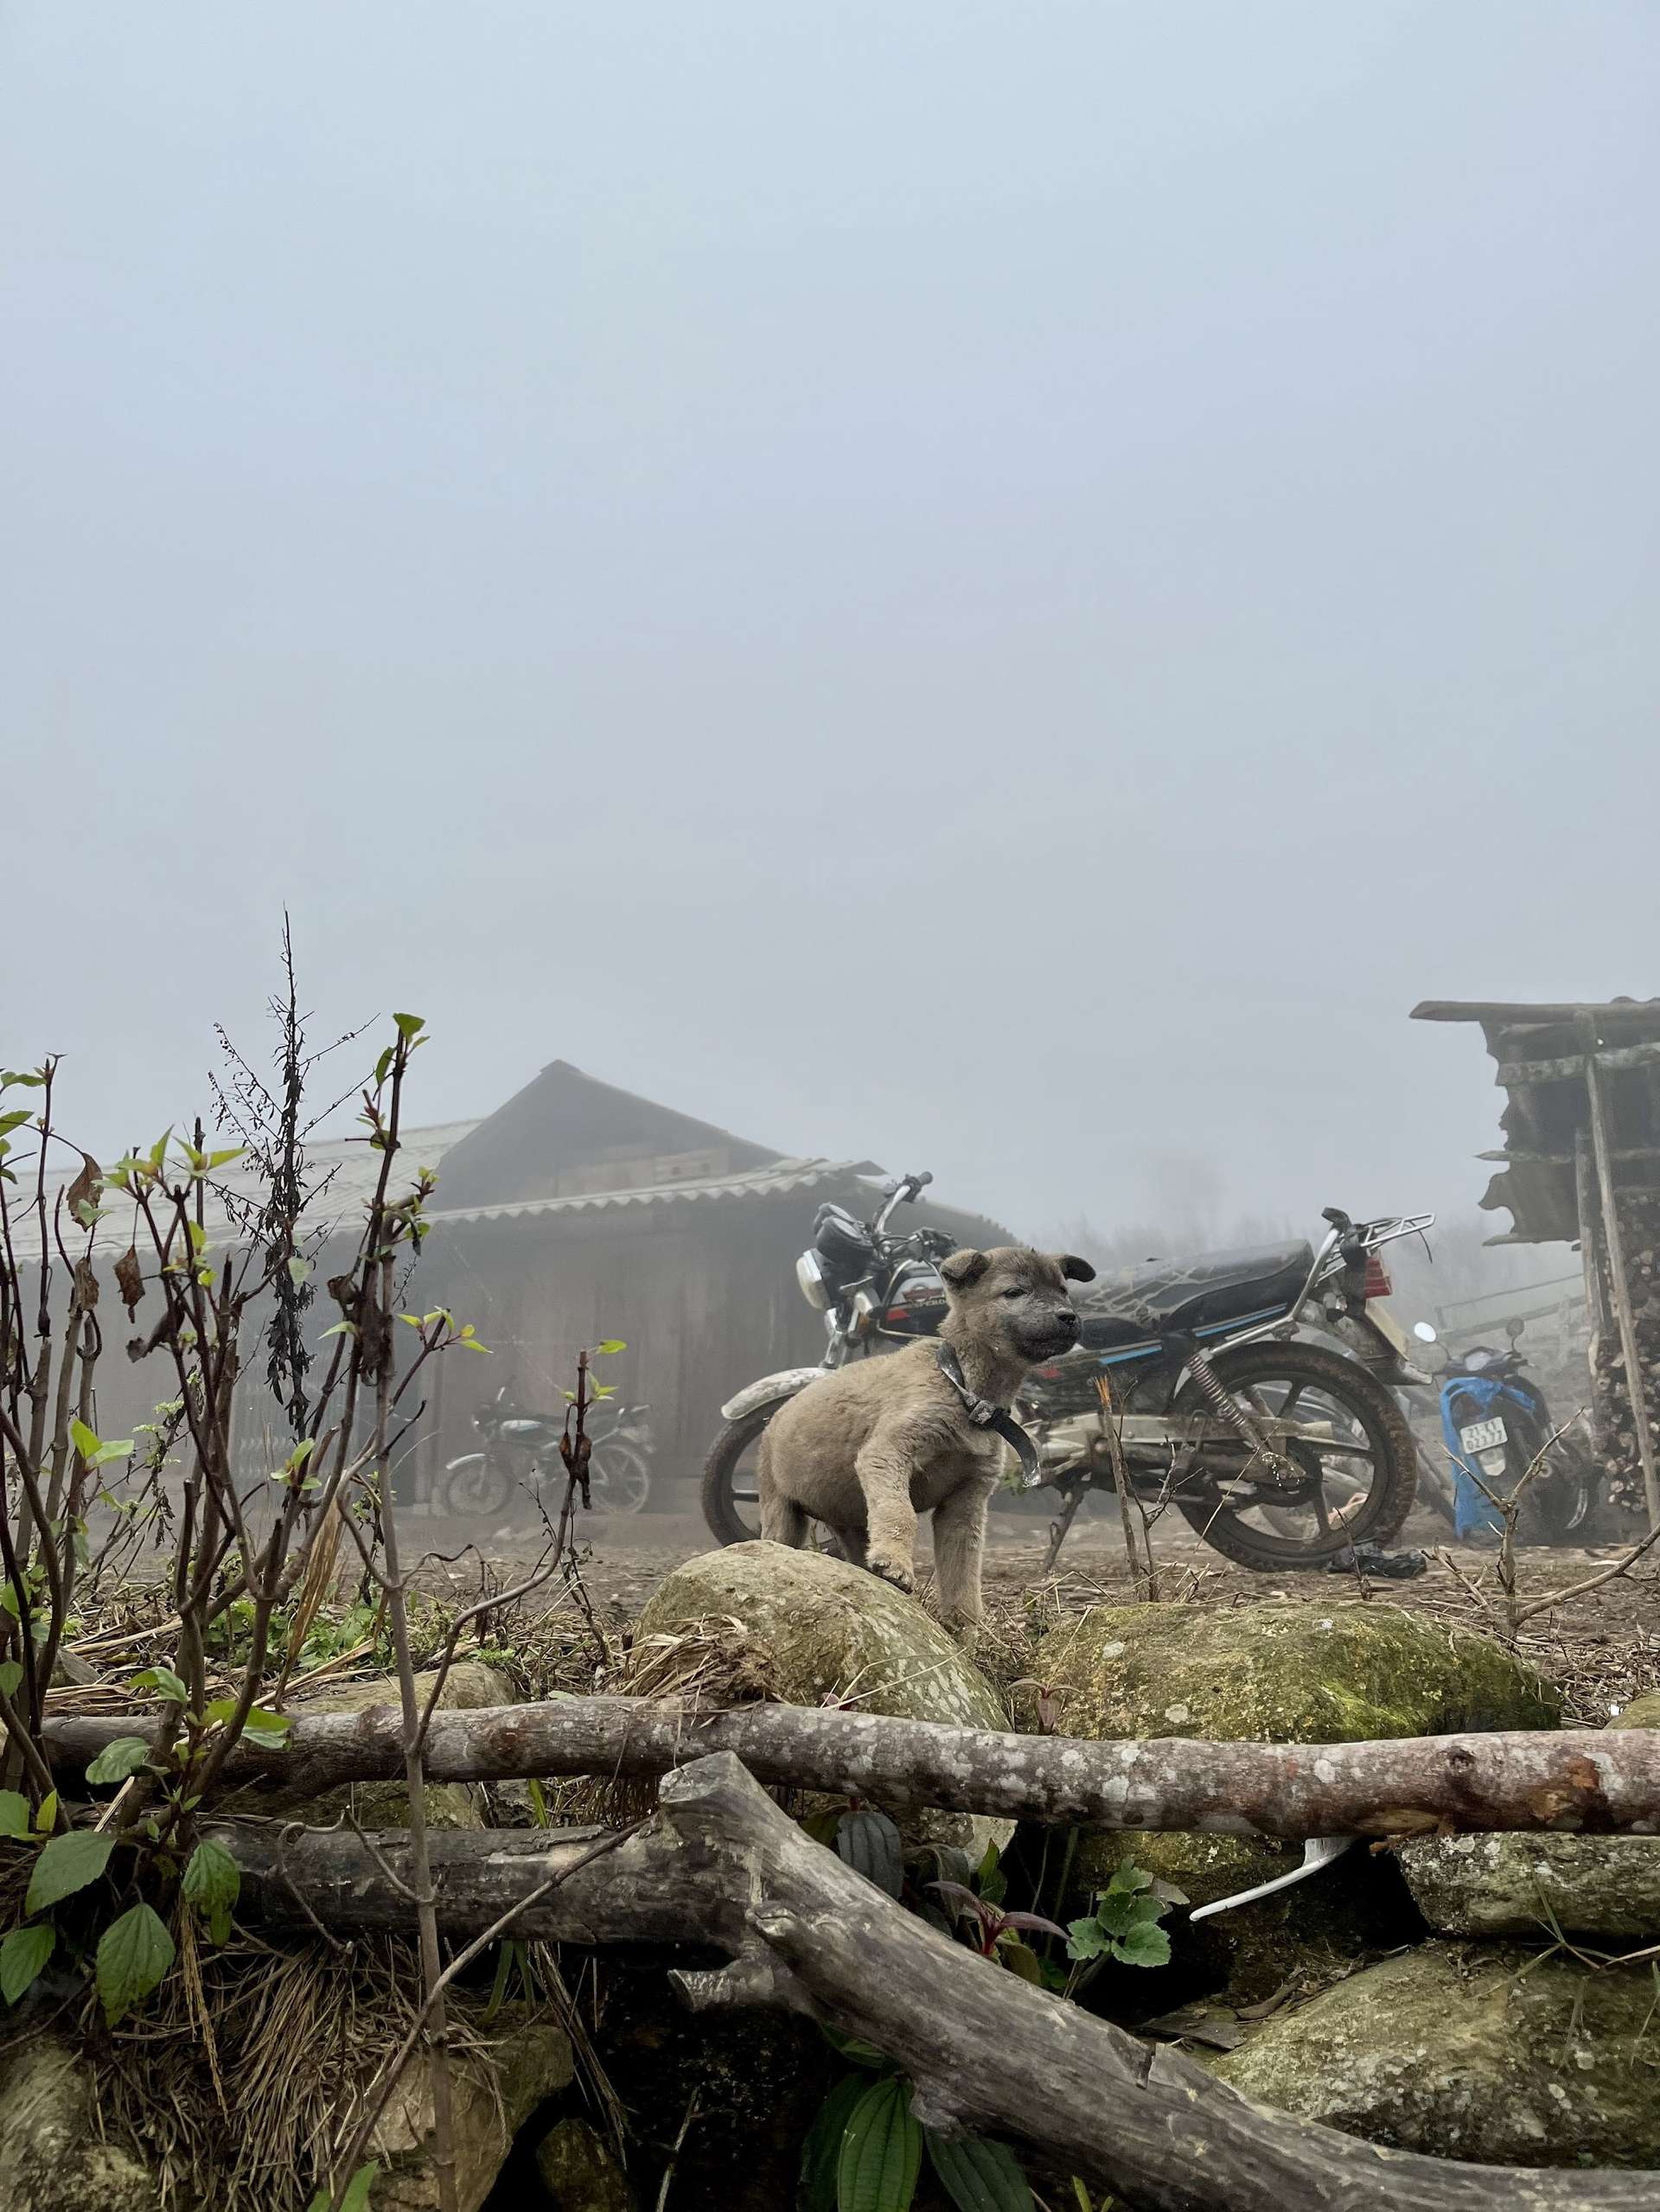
[1463,1350,1491,1373]
[795,1250,831,1312]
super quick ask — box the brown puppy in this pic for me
[756,1246,1095,1638]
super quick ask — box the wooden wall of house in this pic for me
[416,1199,828,1493]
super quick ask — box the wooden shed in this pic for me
[1412,998,1660,1525]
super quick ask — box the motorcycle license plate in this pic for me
[1459,1418,1507,1455]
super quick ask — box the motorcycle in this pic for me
[443,1384,655,1520]
[1408,1317,1599,1545]
[701,1174,1433,1572]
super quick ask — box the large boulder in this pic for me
[1400,1691,1660,1938]
[1025,1602,1559,1995]
[636,1543,1012,1857]
[0,2036,158,2212]
[1208,1941,1660,2166]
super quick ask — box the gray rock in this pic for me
[1400,1827,1660,1940]
[637,1543,1012,1859]
[1209,1941,1660,2166]
[372,2016,574,2212]
[0,2037,158,2212]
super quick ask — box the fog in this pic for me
[3,3,1657,1258]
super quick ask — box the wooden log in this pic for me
[226,1751,1657,2212]
[42,1694,1660,1838]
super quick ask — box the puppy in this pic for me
[756,1246,1094,1637]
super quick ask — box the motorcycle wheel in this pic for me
[700,1408,843,1552]
[441,1451,514,1520]
[700,1410,772,1546]
[1172,1342,1416,1571]
[586,1440,653,1517]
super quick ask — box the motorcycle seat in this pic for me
[1076,1240,1316,1349]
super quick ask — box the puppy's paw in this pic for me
[865,1555,915,1596]
[943,1617,982,1654]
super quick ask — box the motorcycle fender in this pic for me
[720,1367,828,1424]
[444,1452,485,1475]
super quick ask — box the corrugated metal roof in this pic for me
[425,1157,884,1225]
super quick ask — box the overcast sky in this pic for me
[3,4,1656,1253]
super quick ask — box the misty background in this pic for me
[3,3,1657,1292]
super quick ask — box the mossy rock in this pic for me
[638,1543,1011,1857]
[1400,1690,1660,1939]
[1025,1603,1558,1993]
[1208,1941,1660,2165]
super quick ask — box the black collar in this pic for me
[935,1342,1044,1488]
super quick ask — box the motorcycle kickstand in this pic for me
[1042,1487,1086,1576]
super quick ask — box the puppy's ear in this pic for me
[1055,1253,1096,1284]
[939,1248,991,1290]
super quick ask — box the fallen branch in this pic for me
[46,1695,1660,1838]
[225,1751,1655,2212]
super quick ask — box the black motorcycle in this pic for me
[443,1384,654,1519]
[701,1174,1432,1572]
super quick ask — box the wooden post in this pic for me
[1585,1053,1660,1529]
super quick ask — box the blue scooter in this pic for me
[1411,1318,1593,1544]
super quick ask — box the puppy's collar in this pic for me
[935,1343,1044,1489]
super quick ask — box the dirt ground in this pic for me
[412,1489,1660,1727]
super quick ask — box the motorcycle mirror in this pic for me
[1412,1322,1439,1344]
[1505,1316,1525,1342]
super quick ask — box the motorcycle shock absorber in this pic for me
[1177,1339,1299,1488]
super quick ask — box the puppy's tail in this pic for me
[757,1429,810,1548]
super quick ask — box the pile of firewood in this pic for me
[1589,1191,1660,1517]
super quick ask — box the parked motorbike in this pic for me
[1409,1318,1598,1545]
[443,1384,654,1519]
[700,1175,1433,1572]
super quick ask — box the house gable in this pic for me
[431,1061,782,1209]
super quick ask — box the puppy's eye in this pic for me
[1001,1286,1025,1299]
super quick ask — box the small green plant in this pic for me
[800,2031,1033,2212]
[1063,1863,1185,1995]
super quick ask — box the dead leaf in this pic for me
[1235,1978,1298,2020]
[73,1257,99,1310]
[114,1244,144,1319]
[63,1152,102,1228]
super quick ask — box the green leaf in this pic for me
[1110,1919,1172,1970]
[26,1828,114,1914]
[240,1708,291,1743]
[306,2161,380,2212]
[801,2072,873,2212]
[96,1901,176,2026]
[0,1789,33,1839]
[1105,1862,1155,1895]
[1,1069,46,1088]
[926,2131,1034,2212]
[996,1938,1044,1986]
[0,1658,23,1699]
[593,1338,627,1355]
[526,1777,549,1829]
[34,1790,56,1833]
[182,1839,240,1946]
[392,1011,425,1039]
[821,2024,891,2070]
[838,2075,921,2212]
[0,1109,35,1138]
[86,1737,151,1786]
[836,1807,904,1899]
[974,1839,1007,1909]
[70,1417,102,1463]
[1064,1915,1109,1960]
[0,1922,55,2005]
[133,1666,189,1705]
[206,1147,245,1170]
